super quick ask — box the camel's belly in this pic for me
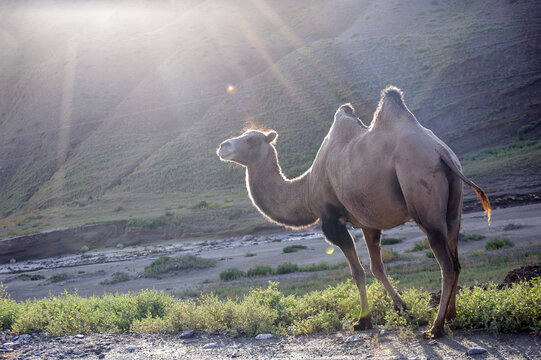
[337,178,411,230]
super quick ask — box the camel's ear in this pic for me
[265,131,278,144]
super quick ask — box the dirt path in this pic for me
[1,203,540,301]
[2,329,540,359]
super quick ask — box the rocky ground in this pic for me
[1,328,540,360]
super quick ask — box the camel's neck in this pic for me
[246,149,317,229]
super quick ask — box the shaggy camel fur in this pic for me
[217,86,491,338]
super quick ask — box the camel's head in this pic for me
[217,129,278,166]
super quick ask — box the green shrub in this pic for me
[49,273,68,283]
[425,250,434,258]
[247,265,273,277]
[460,233,486,241]
[0,279,539,336]
[411,239,430,252]
[381,249,398,263]
[127,216,166,229]
[144,254,216,278]
[283,245,308,253]
[219,268,245,281]
[18,274,45,281]
[299,261,347,272]
[228,210,242,220]
[275,262,299,274]
[381,237,402,245]
[485,237,514,251]
[451,279,541,332]
[244,252,256,257]
[517,119,541,136]
[100,272,130,285]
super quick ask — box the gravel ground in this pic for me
[1,329,540,360]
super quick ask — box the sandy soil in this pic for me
[1,203,540,301]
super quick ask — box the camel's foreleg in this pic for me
[322,214,372,330]
[362,228,407,312]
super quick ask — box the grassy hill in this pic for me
[1,0,540,238]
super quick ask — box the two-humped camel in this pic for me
[217,86,490,338]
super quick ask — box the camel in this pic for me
[217,86,491,338]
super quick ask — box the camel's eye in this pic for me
[246,137,259,148]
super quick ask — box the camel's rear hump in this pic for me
[370,86,418,129]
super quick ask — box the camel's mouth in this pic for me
[217,144,234,160]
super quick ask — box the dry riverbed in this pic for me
[1,204,540,301]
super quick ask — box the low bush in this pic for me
[1,279,538,336]
[381,249,398,263]
[275,262,299,274]
[100,272,130,285]
[144,255,216,278]
[219,268,245,281]
[49,273,69,283]
[485,237,514,251]
[283,245,308,253]
[247,265,273,277]
[18,274,45,281]
[410,239,430,252]
[381,237,402,245]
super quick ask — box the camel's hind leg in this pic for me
[362,228,407,311]
[445,175,463,320]
[396,167,458,338]
[321,211,372,331]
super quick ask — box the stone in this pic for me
[125,345,136,352]
[9,259,16,264]
[466,348,487,355]
[203,343,218,349]
[73,350,83,355]
[179,330,195,339]
[379,329,387,336]
[255,334,274,340]
[345,336,361,343]
[75,334,85,339]
[393,355,407,360]
[116,243,124,249]
[428,340,437,345]
[80,245,89,252]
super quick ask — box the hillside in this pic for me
[1,0,540,238]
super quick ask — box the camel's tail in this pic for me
[439,149,491,225]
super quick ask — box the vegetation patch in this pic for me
[219,267,246,281]
[1,279,539,337]
[17,274,45,281]
[49,273,69,283]
[127,216,166,229]
[220,262,349,282]
[460,233,486,241]
[381,249,399,263]
[244,252,256,257]
[410,239,430,252]
[381,237,402,245]
[100,272,130,285]
[485,237,514,251]
[143,255,217,279]
[283,245,308,253]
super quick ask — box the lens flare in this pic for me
[226,84,236,94]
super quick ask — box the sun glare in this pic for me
[226,84,237,94]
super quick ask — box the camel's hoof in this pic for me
[423,327,445,339]
[353,316,373,331]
